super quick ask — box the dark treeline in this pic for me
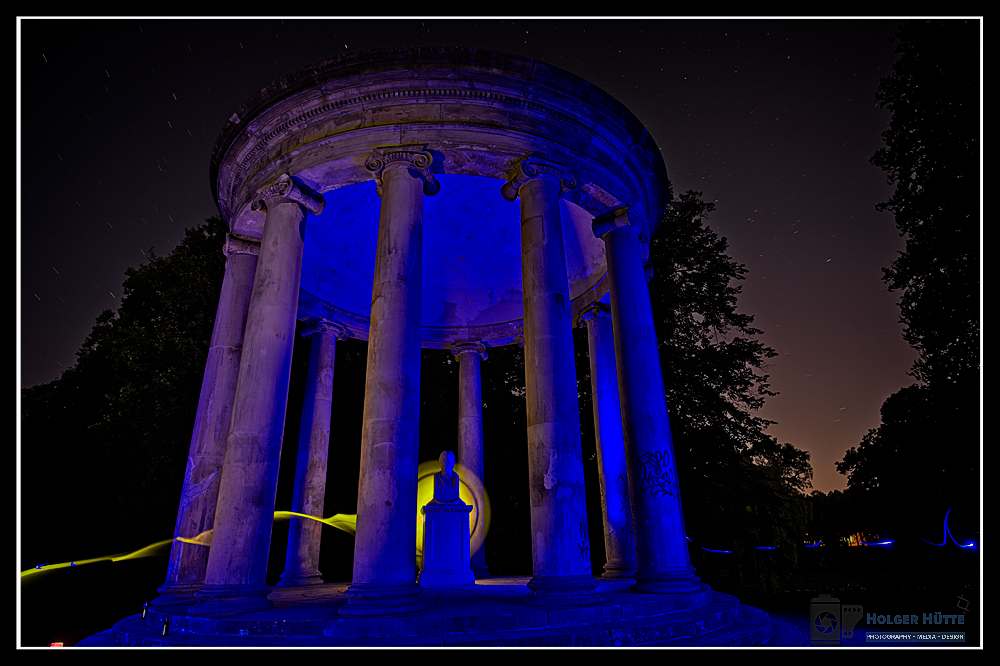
[828,20,980,549]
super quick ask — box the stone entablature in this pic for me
[212,50,665,227]
[209,49,666,347]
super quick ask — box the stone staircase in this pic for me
[79,582,806,647]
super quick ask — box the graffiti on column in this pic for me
[638,450,675,498]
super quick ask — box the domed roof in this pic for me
[210,48,671,348]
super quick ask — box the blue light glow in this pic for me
[923,507,977,550]
[701,546,733,555]
[754,546,778,551]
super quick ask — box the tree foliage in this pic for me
[870,20,979,388]
[837,21,980,539]
[21,218,228,565]
[648,191,812,559]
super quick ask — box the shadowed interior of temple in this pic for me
[300,174,607,338]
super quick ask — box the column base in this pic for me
[418,568,475,589]
[339,582,422,617]
[601,562,637,580]
[471,549,490,579]
[527,575,598,608]
[632,573,707,596]
[527,574,597,594]
[276,572,325,588]
[191,584,273,615]
[151,583,201,609]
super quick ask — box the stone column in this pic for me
[197,174,324,610]
[452,341,489,578]
[502,158,594,593]
[157,234,259,602]
[346,146,438,610]
[592,206,701,594]
[580,302,637,579]
[278,319,346,587]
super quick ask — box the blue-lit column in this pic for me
[453,341,489,578]
[580,302,637,579]
[593,206,701,594]
[345,146,439,612]
[158,234,259,604]
[198,174,324,610]
[278,319,345,588]
[503,158,594,593]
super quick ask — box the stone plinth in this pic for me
[418,501,475,589]
[418,452,475,589]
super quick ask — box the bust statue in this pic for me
[420,450,474,588]
[433,450,461,503]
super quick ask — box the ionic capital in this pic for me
[451,341,488,360]
[223,234,260,258]
[500,156,576,202]
[365,145,440,196]
[300,318,350,340]
[577,301,612,327]
[592,206,635,240]
[250,174,324,216]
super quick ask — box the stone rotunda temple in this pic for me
[84,47,785,646]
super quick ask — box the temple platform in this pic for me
[80,578,804,647]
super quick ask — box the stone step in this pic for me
[80,584,788,647]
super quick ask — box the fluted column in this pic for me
[502,158,594,592]
[198,174,324,610]
[592,206,701,594]
[278,319,346,587]
[158,234,259,602]
[453,341,489,578]
[347,146,438,610]
[580,302,637,579]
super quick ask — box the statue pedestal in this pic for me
[419,499,475,588]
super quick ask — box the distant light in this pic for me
[754,545,778,551]
[803,541,824,549]
[701,546,733,555]
[862,539,895,547]
[49,642,64,647]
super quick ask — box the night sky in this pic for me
[20,18,918,492]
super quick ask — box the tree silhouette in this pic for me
[648,191,812,573]
[837,20,980,541]
[21,218,228,566]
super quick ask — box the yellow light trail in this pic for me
[21,461,489,580]
[20,513,358,579]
